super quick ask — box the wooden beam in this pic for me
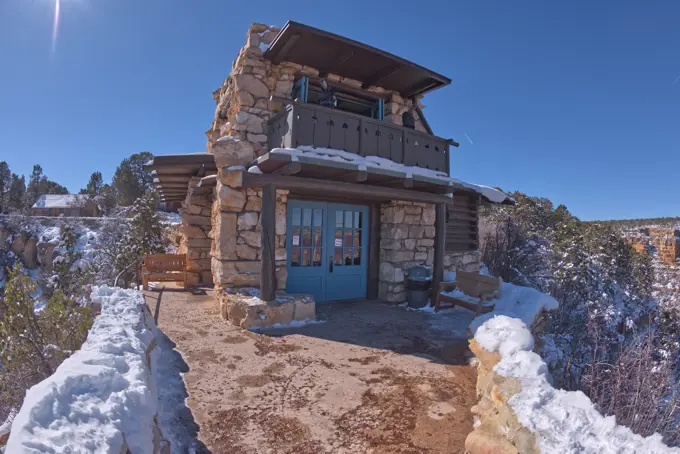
[413,102,434,136]
[260,184,277,302]
[330,170,368,183]
[273,162,302,176]
[271,33,300,64]
[242,172,453,205]
[367,202,381,300]
[432,203,446,305]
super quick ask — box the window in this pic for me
[293,75,385,120]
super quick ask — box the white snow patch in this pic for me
[6,286,161,454]
[248,319,326,331]
[473,312,680,453]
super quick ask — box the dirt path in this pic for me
[147,288,477,454]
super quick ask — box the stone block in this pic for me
[247,133,268,143]
[386,250,415,262]
[382,206,405,224]
[417,238,434,247]
[293,297,315,321]
[235,110,264,134]
[233,74,270,98]
[221,169,243,188]
[11,234,26,256]
[218,185,246,211]
[211,258,261,286]
[414,251,427,262]
[404,239,416,250]
[187,238,212,248]
[211,137,255,168]
[22,237,38,269]
[383,224,409,240]
[404,215,422,225]
[379,262,405,283]
[237,212,259,230]
[424,226,436,239]
[422,206,436,225]
[240,230,261,248]
[408,226,425,239]
[245,193,262,211]
[235,90,254,107]
[381,239,402,250]
[236,243,257,260]
[213,213,237,260]
[187,204,202,215]
[404,206,422,215]
[275,266,287,289]
[465,430,519,454]
[185,271,200,288]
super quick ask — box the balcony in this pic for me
[267,103,451,175]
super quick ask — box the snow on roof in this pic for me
[262,146,515,205]
[32,194,89,209]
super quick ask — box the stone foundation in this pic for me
[378,201,481,302]
[218,288,315,329]
[178,177,214,286]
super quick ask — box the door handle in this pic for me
[329,255,333,273]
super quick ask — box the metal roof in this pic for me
[145,153,217,202]
[264,21,451,98]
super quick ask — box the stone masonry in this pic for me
[204,23,478,304]
[177,177,213,286]
[379,201,480,302]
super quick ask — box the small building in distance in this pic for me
[31,194,100,217]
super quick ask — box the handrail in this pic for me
[113,256,144,288]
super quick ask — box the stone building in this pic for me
[31,194,99,217]
[147,21,513,327]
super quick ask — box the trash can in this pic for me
[405,266,432,308]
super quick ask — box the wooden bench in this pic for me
[142,254,187,290]
[434,271,502,315]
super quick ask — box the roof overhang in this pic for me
[264,21,451,98]
[145,153,217,202]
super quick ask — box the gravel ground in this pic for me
[146,287,478,454]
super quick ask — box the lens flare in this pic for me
[51,0,60,57]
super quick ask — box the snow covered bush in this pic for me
[481,192,680,446]
[115,192,167,284]
[0,265,92,424]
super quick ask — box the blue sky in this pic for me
[0,0,678,220]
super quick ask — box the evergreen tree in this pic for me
[116,191,166,274]
[0,161,10,213]
[8,174,26,212]
[82,171,104,197]
[112,152,153,206]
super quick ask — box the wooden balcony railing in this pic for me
[268,103,451,175]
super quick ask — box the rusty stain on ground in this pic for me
[147,289,477,454]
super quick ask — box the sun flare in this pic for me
[51,0,60,57]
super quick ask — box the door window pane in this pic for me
[334,248,343,265]
[292,208,301,226]
[292,228,301,246]
[302,228,312,247]
[313,228,322,247]
[302,248,311,267]
[354,211,362,229]
[313,248,322,266]
[343,248,353,265]
[343,230,353,246]
[303,208,312,226]
[313,208,323,226]
[344,211,353,228]
[354,231,361,247]
[291,248,301,267]
[354,250,361,265]
[335,211,344,227]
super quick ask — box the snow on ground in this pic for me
[248,319,327,331]
[261,146,514,205]
[6,286,161,453]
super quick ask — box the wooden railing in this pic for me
[268,103,451,175]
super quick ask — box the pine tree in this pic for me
[0,161,10,213]
[116,191,167,275]
[112,152,153,206]
[83,171,104,197]
[7,174,26,212]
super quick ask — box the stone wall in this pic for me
[624,228,680,265]
[466,339,539,454]
[177,177,213,286]
[378,201,480,302]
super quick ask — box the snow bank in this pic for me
[473,314,680,453]
[466,281,559,335]
[6,286,168,454]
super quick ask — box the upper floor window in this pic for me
[293,76,384,120]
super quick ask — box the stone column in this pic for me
[178,177,213,287]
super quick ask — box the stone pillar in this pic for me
[208,138,288,318]
[178,178,213,287]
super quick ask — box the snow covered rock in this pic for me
[467,313,680,454]
[6,286,169,454]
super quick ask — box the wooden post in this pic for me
[432,203,446,305]
[261,184,277,302]
[367,202,381,300]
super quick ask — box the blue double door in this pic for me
[286,200,369,302]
